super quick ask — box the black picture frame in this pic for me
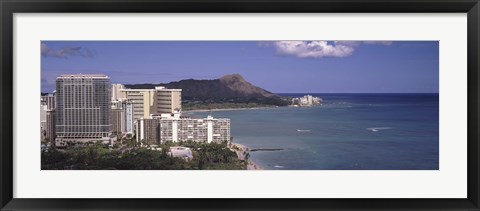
[1,0,479,210]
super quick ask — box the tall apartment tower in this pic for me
[124,100,134,134]
[55,74,112,145]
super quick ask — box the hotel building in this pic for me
[154,86,182,114]
[111,83,126,101]
[46,109,56,143]
[135,118,162,145]
[41,93,55,142]
[124,100,134,134]
[293,95,322,107]
[41,93,56,110]
[111,99,134,134]
[120,86,182,123]
[111,108,124,135]
[40,104,47,141]
[120,89,155,122]
[135,113,230,144]
[55,74,112,145]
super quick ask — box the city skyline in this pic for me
[42,41,439,94]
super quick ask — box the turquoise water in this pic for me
[188,94,439,170]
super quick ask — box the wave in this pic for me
[274,165,285,168]
[297,129,311,132]
[366,127,392,132]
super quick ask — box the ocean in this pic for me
[188,93,439,170]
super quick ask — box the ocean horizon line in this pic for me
[275,92,439,95]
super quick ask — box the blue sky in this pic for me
[41,41,439,93]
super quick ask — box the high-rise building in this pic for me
[135,118,161,145]
[111,99,134,135]
[154,86,182,114]
[120,89,155,122]
[121,87,182,123]
[55,74,112,145]
[46,109,56,143]
[40,104,48,141]
[124,100,134,134]
[41,93,56,110]
[111,108,124,135]
[135,113,230,144]
[160,114,230,143]
[111,84,126,101]
[210,116,231,143]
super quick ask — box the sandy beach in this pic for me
[229,142,263,170]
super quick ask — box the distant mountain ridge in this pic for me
[125,74,288,106]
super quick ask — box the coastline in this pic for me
[184,106,278,113]
[184,105,316,113]
[229,142,263,170]
[187,106,278,170]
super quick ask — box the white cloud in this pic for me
[334,41,361,47]
[263,41,393,59]
[273,41,355,58]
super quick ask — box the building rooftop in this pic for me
[169,147,193,160]
[119,87,182,92]
[58,74,109,79]
[120,88,155,92]
[155,86,182,91]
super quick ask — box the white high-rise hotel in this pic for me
[136,113,231,145]
[55,74,112,144]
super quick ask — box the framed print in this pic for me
[1,0,479,210]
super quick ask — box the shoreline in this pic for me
[184,104,318,113]
[229,142,263,170]
[184,106,279,113]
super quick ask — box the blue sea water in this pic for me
[188,94,439,170]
